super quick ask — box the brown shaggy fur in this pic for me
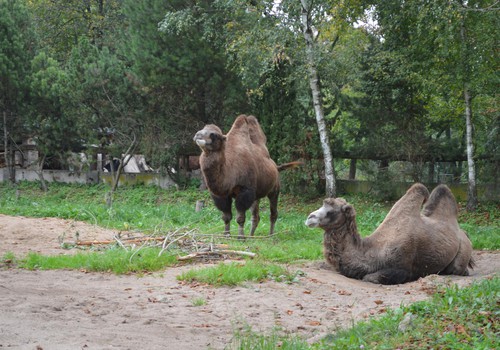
[193,115,299,238]
[305,183,474,284]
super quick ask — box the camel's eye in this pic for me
[210,133,224,142]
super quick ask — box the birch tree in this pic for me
[300,0,336,196]
[374,0,498,210]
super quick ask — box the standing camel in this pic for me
[194,115,299,238]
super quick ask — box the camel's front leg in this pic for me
[235,210,246,239]
[212,195,232,236]
[235,187,256,239]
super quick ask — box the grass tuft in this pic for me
[18,247,178,274]
[177,260,302,286]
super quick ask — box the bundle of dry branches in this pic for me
[71,229,256,261]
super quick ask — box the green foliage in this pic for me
[0,0,35,113]
[372,0,499,164]
[26,0,124,61]
[346,44,438,172]
[28,51,83,162]
[121,0,248,171]
[66,37,143,158]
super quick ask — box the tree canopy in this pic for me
[0,0,498,203]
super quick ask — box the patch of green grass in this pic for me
[17,247,179,274]
[231,277,499,349]
[1,182,498,349]
[1,252,16,267]
[231,327,310,350]
[190,297,207,307]
[177,260,302,286]
[460,224,499,250]
[459,202,500,250]
[0,182,498,276]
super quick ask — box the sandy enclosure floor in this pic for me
[0,214,498,350]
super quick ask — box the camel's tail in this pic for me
[463,229,476,270]
[277,161,303,172]
[468,256,476,270]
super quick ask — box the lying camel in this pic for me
[305,183,474,284]
[194,114,299,238]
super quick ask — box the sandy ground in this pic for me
[0,214,498,350]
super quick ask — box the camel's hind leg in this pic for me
[249,200,260,236]
[441,230,474,276]
[268,191,279,236]
[362,268,416,285]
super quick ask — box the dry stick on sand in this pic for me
[76,236,166,246]
[73,229,257,261]
[177,249,256,261]
[113,235,128,250]
[159,229,193,257]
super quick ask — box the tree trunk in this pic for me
[35,154,48,192]
[3,111,15,183]
[107,135,138,207]
[460,11,477,211]
[349,159,357,180]
[300,0,336,197]
[428,161,435,183]
[464,85,477,211]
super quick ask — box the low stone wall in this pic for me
[338,180,499,202]
[1,168,497,202]
[0,168,98,184]
[0,168,176,189]
[99,172,176,189]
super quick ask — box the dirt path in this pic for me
[0,214,498,350]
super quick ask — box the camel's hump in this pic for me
[422,184,459,221]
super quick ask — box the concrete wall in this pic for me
[338,180,499,202]
[99,172,176,189]
[0,168,176,189]
[1,168,497,202]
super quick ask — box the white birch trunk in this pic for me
[460,12,477,211]
[300,0,336,197]
[464,85,477,210]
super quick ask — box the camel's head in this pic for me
[305,198,356,230]
[193,125,226,152]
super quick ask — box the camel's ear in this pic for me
[341,204,355,218]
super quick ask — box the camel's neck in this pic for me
[335,218,362,249]
[201,150,226,194]
[324,218,374,279]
